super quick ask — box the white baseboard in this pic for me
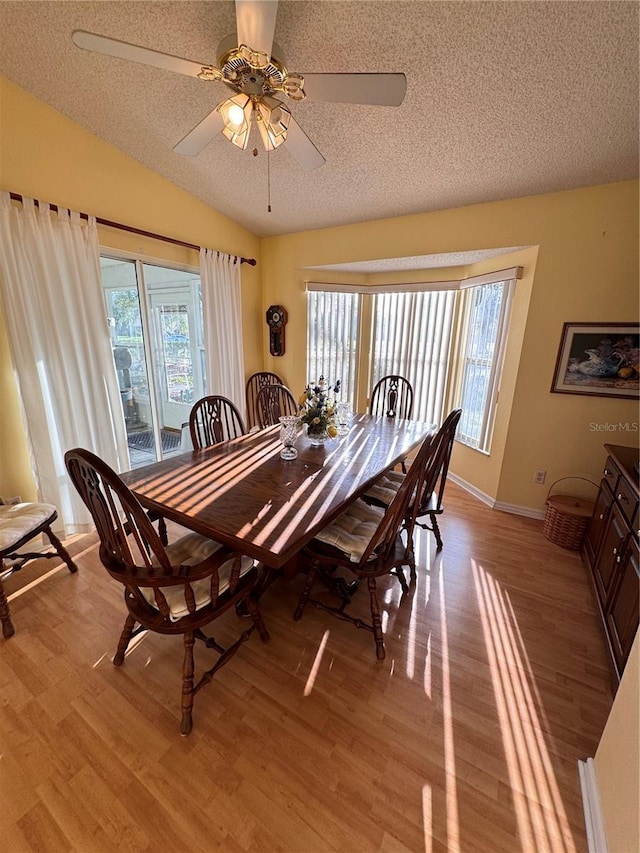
[578,758,608,853]
[493,500,545,520]
[448,472,496,508]
[449,472,545,519]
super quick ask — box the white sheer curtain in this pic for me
[199,248,246,415]
[0,193,129,534]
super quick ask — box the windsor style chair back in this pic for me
[245,372,284,429]
[369,375,414,420]
[189,395,246,450]
[255,384,298,428]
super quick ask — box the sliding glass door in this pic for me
[101,256,205,468]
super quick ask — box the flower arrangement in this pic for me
[298,376,341,440]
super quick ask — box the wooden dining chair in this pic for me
[0,501,78,638]
[245,372,284,429]
[362,408,462,552]
[255,383,298,428]
[64,447,269,735]
[189,395,246,450]
[293,430,435,660]
[369,374,414,420]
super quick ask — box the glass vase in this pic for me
[307,426,329,446]
[336,401,352,435]
[279,415,299,459]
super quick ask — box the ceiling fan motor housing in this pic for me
[217,35,304,101]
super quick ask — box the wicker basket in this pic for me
[543,477,598,550]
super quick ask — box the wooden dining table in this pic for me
[121,414,434,570]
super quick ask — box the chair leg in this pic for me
[244,594,270,643]
[406,534,417,582]
[0,574,15,639]
[367,576,386,660]
[401,510,420,580]
[181,631,196,736]
[44,525,78,573]
[157,516,168,546]
[113,613,137,665]
[293,561,317,621]
[394,565,409,595]
[430,513,443,551]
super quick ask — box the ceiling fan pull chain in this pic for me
[267,147,272,213]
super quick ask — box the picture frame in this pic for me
[551,322,639,399]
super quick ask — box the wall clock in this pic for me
[266,305,288,356]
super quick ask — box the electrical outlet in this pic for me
[7,495,22,505]
[533,470,546,485]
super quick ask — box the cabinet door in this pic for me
[602,456,620,494]
[606,537,639,674]
[614,476,639,526]
[594,503,630,603]
[583,481,613,569]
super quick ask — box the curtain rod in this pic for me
[9,192,257,266]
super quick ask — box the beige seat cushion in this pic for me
[142,534,255,621]
[314,501,385,563]
[362,469,405,506]
[0,502,56,553]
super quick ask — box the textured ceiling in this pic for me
[0,1,637,240]
[304,247,528,274]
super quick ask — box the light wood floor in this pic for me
[1,483,614,852]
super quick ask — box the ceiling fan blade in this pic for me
[235,0,278,59]
[72,30,209,77]
[303,73,407,106]
[285,117,325,171]
[174,108,225,156]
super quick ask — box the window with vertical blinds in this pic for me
[306,267,519,453]
[306,290,360,406]
[456,280,514,452]
[371,290,456,425]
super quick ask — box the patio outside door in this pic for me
[101,257,205,468]
[149,289,203,432]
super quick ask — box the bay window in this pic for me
[306,267,519,454]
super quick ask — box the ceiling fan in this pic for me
[72,0,406,171]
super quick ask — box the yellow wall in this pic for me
[262,181,639,511]
[594,633,639,853]
[0,76,262,498]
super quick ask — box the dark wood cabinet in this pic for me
[606,537,639,672]
[582,444,639,686]
[583,482,614,568]
[594,502,632,602]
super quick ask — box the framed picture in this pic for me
[551,323,639,399]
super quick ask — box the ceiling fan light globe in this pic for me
[227,103,245,126]
[257,96,291,150]
[218,93,252,150]
[257,118,287,151]
[222,123,251,150]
